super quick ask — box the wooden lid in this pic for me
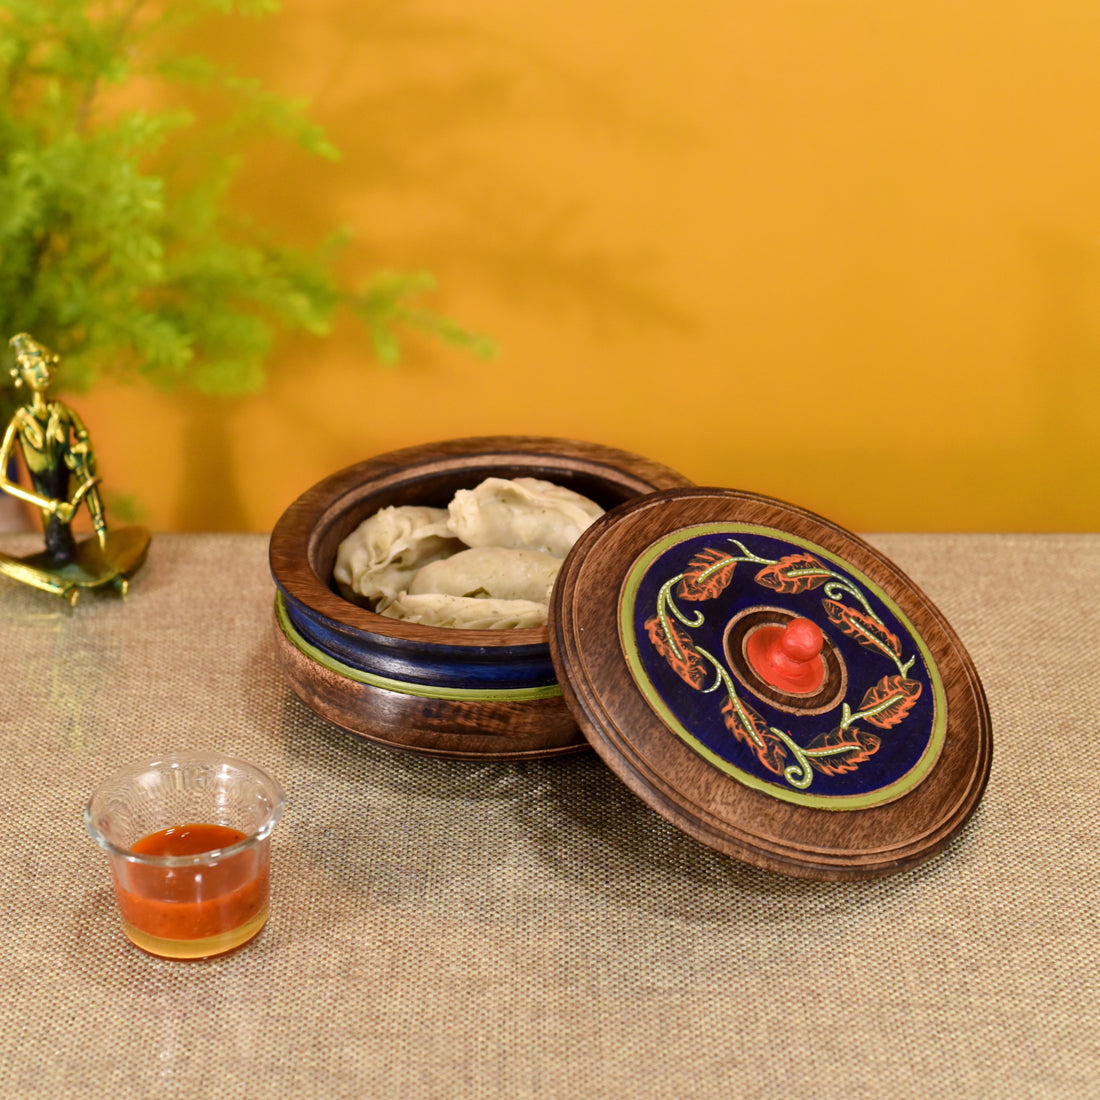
[548,488,992,881]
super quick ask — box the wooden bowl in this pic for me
[269,436,693,759]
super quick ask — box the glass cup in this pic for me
[85,752,286,959]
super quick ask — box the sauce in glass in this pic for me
[112,822,270,959]
[131,823,246,858]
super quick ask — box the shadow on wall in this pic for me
[173,393,251,533]
[242,1,699,337]
[171,2,698,529]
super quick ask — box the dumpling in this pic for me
[447,477,604,557]
[334,477,603,627]
[334,505,463,603]
[408,546,562,605]
[374,591,548,629]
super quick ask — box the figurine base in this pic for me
[0,525,151,604]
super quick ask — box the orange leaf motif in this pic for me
[821,600,903,661]
[804,726,881,777]
[644,615,710,690]
[755,554,833,594]
[857,675,922,729]
[676,548,738,602]
[720,696,787,775]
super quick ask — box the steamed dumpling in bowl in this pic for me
[334,505,463,603]
[446,477,604,557]
[333,477,605,629]
[374,591,549,629]
[408,546,562,605]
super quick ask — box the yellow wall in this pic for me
[76,0,1100,533]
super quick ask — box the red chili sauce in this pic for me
[114,823,269,943]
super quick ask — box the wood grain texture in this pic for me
[550,488,993,880]
[268,436,693,759]
[272,615,585,759]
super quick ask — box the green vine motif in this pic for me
[650,539,777,673]
[755,551,916,678]
[822,578,876,619]
[643,537,924,792]
[689,646,882,791]
[821,578,915,678]
[654,575,706,654]
[769,694,920,790]
[707,539,775,571]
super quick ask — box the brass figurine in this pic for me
[0,333,149,604]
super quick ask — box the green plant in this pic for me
[0,0,490,423]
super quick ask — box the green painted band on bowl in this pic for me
[274,592,564,703]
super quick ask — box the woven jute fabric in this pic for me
[0,533,1096,1099]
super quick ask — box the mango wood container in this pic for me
[270,435,992,880]
[269,436,693,761]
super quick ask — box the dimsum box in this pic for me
[270,435,991,882]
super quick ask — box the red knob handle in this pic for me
[746,617,825,695]
[778,618,823,663]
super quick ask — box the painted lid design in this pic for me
[549,489,991,880]
[621,523,946,811]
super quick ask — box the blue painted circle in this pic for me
[621,523,946,809]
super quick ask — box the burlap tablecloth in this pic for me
[0,533,1095,1099]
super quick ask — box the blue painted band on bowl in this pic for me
[275,589,562,694]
